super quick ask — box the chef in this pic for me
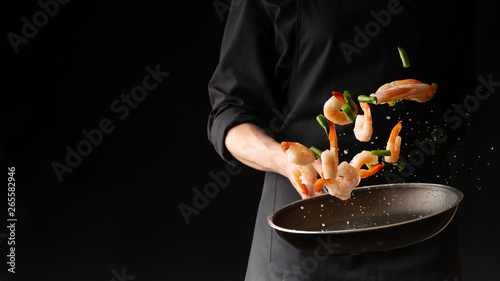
[208,0,472,280]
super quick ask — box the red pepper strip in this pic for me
[359,163,385,179]
[292,167,310,197]
[314,178,326,193]
[331,91,359,115]
[332,91,345,103]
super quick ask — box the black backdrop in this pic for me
[2,0,499,280]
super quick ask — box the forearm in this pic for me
[225,123,289,177]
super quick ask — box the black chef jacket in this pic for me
[208,0,472,280]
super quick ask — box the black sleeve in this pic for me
[207,0,278,166]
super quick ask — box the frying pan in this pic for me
[268,183,463,255]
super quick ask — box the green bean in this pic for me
[429,83,438,100]
[341,104,355,121]
[358,95,378,104]
[397,46,410,68]
[393,161,406,170]
[316,114,330,136]
[371,150,392,157]
[343,90,355,111]
[310,146,323,159]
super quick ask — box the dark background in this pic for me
[1,0,499,280]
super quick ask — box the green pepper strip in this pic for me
[371,150,392,157]
[381,160,406,170]
[316,114,330,137]
[343,90,355,112]
[365,164,375,169]
[358,95,378,104]
[310,146,323,159]
[397,46,410,68]
[341,104,355,121]
[392,161,406,170]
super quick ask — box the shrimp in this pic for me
[314,123,363,199]
[314,162,360,200]
[350,150,378,170]
[370,79,437,105]
[281,142,316,166]
[314,161,361,200]
[296,164,318,185]
[324,92,358,125]
[353,102,373,142]
[292,164,318,196]
[291,165,311,197]
[335,161,361,200]
[385,122,402,163]
[350,150,385,178]
[321,122,339,180]
[328,122,338,152]
[281,142,317,197]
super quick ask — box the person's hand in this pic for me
[225,123,326,199]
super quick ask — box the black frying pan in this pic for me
[268,183,463,255]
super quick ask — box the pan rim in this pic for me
[267,182,463,235]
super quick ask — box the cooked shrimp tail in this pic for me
[314,178,326,193]
[328,122,338,152]
[385,122,402,163]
